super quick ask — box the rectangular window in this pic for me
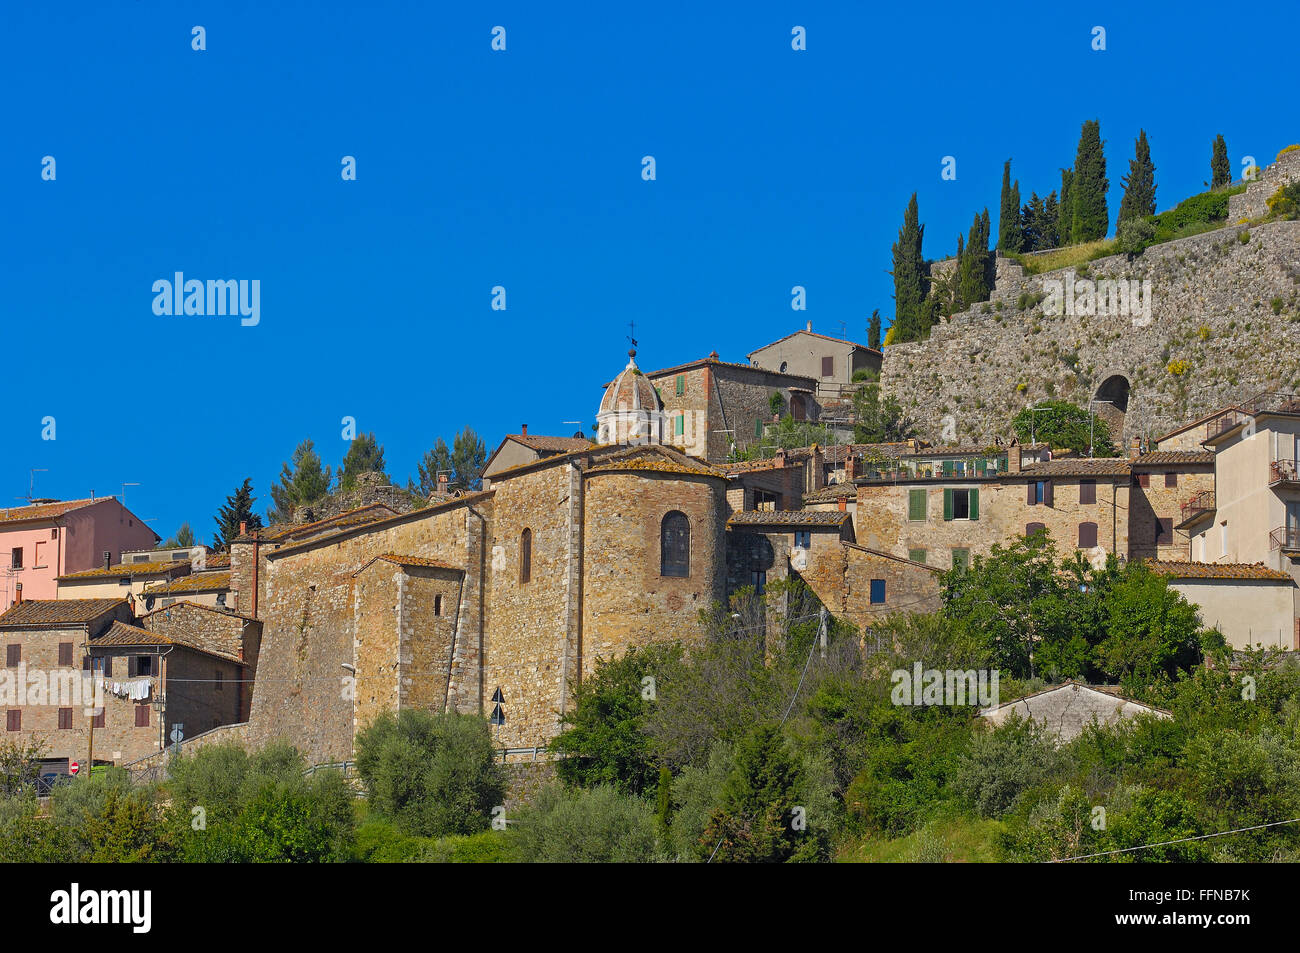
[6,710,19,732]
[953,489,970,520]
[1078,522,1098,548]
[134,656,154,677]
[675,414,684,436]
[133,554,149,564]
[1155,517,1173,542]
[755,418,763,438]
[1026,521,1046,538]
[751,570,766,596]
[869,579,886,604]
[58,643,73,667]
[951,548,970,571]
[1079,480,1097,504]
[135,704,150,728]
[944,488,977,521]
[10,548,21,570]
[5,645,18,668]
[908,548,927,564]
[908,489,926,522]
[794,531,811,549]
[675,374,685,396]
[92,709,105,729]
[1137,472,1150,488]
[821,356,834,378]
[1165,472,1178,488]
[58,708,72,730]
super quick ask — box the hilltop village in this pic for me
[4,149,1300,778]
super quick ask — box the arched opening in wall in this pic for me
[660,511,690,578]
[1092,375,1130,445]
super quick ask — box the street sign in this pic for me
[170,725,184,745]
[69,761,79,775]
[489,704,505,726]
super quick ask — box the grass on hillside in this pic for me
[1010,238,1116,275]
[837,813,1005,863]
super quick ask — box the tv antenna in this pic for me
[29,469,48,501]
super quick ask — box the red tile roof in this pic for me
[1131,451,1216,466]
[142,571,231,595]
[0,497,105,524]
[728,510,851,527]
[1147,560,1294,581]
[0,599,126,627]
[91,620,244,663]
[58,560,189,581]
[353,553,463,576]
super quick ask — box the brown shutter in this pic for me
[135,704,150,728]
[58,643,73,667]
[5,645,18,668]
[1027,482,1036,505]
[1165,472,1178,488]
[1080,480,1096,504]
[821,355,834,377]
[1078,522,1098,548]
[1044,480,1054,507]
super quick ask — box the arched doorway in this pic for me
[1092,375,1130,446]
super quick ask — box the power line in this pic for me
[1052,817,1300,862]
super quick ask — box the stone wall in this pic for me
[883,221,1300,446]
[1128,465,1215,561]
[1228,148,1300,221]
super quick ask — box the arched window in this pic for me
[520,528,532,584]
[660,512,690,577]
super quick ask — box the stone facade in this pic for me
[140,601,262,721]
[1228,148,1300,221]
[883,221,1300,447]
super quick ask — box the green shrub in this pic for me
[1116,216,1155,256]
[1149,186,1244,243]
[1267,182,1300,221]
[510,784,662,862]
[955,715,1062,817]
[354,710,506,838]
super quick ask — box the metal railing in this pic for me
[1269,526,1300,551]
[1180,489,1216,522]
[1269,459,1299,486]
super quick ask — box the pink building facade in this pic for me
[0,498,158,611]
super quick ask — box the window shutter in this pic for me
[942,459,954,475]
[969,488,979,521]
[755,418,763,438]
[59,643,73,667]
[1027,481,1036,505]
[943,488,954,521]
[676,375,685,396]
[1079,522,1098,548]
[909,489,926,521]
[908,548,927,564]
[1044,480,1054,507]
[821,356,834,377]
[675,414,685,436]
[135,704,150,728]
[1080,480,1097,504]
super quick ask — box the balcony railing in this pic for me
[1207,392,1300,441]
[1179,489,1215,523]
[1269,459,1300,486]
[1270,525,1300,551]
[858,465,1004,483]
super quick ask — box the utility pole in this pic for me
[83,633,94,779]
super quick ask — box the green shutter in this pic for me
[675,413,685,435]
[676,375,685,396]
[969,488,980,521]
[908,548,927,564]
[943,488,954,521]
[942,459,954,475]
[755,418,764,438]
[952,548,968,571]
[909,489,926,521]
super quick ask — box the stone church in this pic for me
[200,349,920,765]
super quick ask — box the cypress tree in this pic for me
[867,309,882,350]
[1070,120,1109,241]
[1211,134,1231,189]
[890,193,928,341]
[957,210,993,307]
[1058,169,1074,246]
[998,160,1023,253]
[1042,191,1060,250]
[211,478,263,551]
[1118,129,1157,225]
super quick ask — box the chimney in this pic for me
[806,320,812,332]
[239,520,247,536]
[774,449,786,469]
[1128,436,1142,459]
[837,497,847,513]
[1007,442,1021,475]
[103,551,111,570]
[438,473,449,494]
[521,423,528,436]
[13,583,21,604]
[811,444,825,491]
[844,453,857,482]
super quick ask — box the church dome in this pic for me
[600,350,661,414]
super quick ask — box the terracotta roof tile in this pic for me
[142,571,231,595]
[1131,451,1216,466]
[58,560,189,581]
[91,620,244,663]
[0,497,105,524]
[1147,560,1294,581]
[728,510,851,527]
[1020,458,1132,477]
[353,553,463,575]
[508,434,594,454]
[0,599,126,627]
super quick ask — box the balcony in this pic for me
[858,463,1004,483]
[1179,489,1215,524]
[1269,459,1300,488]
[1270,526,1300,552]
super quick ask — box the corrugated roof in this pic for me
[1148,560,1294,581]
[0,599,126,627]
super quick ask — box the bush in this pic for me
[1149,186,1244,242]
[955,715,1062,818]
[1267,182,1300,221]
[355,710,505,838]
[510,784,662,862]
[1116,216,1155,256]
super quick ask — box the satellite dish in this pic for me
[144,595,155,612]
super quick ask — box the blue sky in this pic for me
[4,1,1297,540]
